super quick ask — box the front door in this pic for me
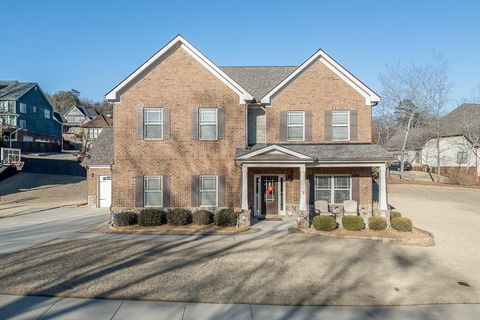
[99,175,112,208]
[261,176,279,215]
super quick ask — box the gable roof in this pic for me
[82,127,114,166]
[62,105,99,119]
[106,35,254,103]
[440,103,480,137]
[82,114,113,128]
[220,66,297,101]
[260,50,381,105]
[0,81,37,100]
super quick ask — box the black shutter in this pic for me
[350,110,358,141]
[163,108,171,140]
[163,175,170,207]
[305,111,312,141]
[135,176,144,207]
[218,175,225,207]
[192,109,199,140]
[136,108,144,140]
[352,174,360,202]
[191,175,199,207]
[324,110,332,141]
[218,108,225,140]
[308,174,315,205]
[279,111,287,141]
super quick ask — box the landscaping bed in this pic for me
[83,223,256,235]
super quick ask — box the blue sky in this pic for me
[2,0,479,110]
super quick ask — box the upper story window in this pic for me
[19,119,26,129]
[332,110,349,141]
[199,175,217,206]
[457,151,468,164]
[144,176,163,207]
[287,111,305,141]
[199,108,218,140]
[66,115,84,123]
[32,106,37,113]
[44,109,51,119]
[144,108,163,139]
[19,103,27,114]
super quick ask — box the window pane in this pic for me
[200,191,216,206]
[145,177,162,191]
[145,192,162,206]
[332,111,348,125]
[334,190,350,203]
[315,176,331,188]
[334,176,350,188]
[199,109,217,123]
[332,126,348,140]
[315,190,331,202]
[145,124,163,139]
[199,125,217,139]
[287,112,304,125]
[145,109,162,123]
[201,176,216,190]
[287,127,303,140]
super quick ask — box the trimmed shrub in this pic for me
[342,215,365,231]
[312,215,337,231]
[167,208,191,226]
[192,210,214,225]
[368,216,387,231]
[214,208,237,227]
[113,211,137,226]
[391,217,413,232]
[391,211,402,219]
[138,209,166,226]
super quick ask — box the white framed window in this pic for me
[315,175,351,203]
[32,105,37,113]
[144,176,163,207]
[332,110,350,141]
[144,108,163,139]
[199,175,218,206]
[457,151,468,164]
[88,128,102,140]
[199,108,218,140]
[19,119,26,129]
[19,103,27,114]
[287,111,305,141]
[44,109,51,119]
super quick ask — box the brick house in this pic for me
[83,35,392,225]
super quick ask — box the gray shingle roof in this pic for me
[439,103,480,137]
[0,81,37,100]
[82,127,113,166]
[220,66,297,100]
[236,143,394,162]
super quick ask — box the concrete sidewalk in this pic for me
[1,294,480,320]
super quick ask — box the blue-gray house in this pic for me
[0,81,62,151]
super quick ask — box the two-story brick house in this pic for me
[84,35,392,225]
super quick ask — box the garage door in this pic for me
[99,175,112,208]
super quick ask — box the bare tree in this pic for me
[373,102,395,149]
[380,61,437,178]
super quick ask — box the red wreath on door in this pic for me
[266,183,275,195]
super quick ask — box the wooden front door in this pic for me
[261,176,279,215]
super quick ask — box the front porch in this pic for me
[236,144,392,226]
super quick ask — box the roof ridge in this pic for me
[220,65,298,68]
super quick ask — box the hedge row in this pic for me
[112,208,237,227]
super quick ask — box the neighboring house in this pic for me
[83,35,392,225]
[82,114,113,143]
[0,80,62,149]
[389,103,480,181]
[61,105,99,134]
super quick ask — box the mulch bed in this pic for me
[294,226,435,246]
[82,223,258,235]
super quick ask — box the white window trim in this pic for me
[287,111,305,141]
[199,175,218,207]
[144,108,164,140]
[144,176,163,207]
[19,103,27,114]
[314,174,352,204]
[457,151,468,164]
[198,108,218,141]
[332,110,350,141]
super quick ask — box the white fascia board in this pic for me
[105,35,253,103]
[237,144,313,160]
[261,49,381,105]
[308,161,387,168]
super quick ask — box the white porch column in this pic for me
[241,165,249,210]
[379,163,388,211]
[299,164,307,211]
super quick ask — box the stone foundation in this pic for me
[237,209,251,227]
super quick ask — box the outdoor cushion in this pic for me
[314,200,329,214]
[343,200,358,215]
